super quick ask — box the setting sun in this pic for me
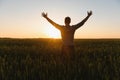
[44,27,61,38]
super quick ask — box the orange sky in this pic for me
[0,0,120,38]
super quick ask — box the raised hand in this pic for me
[42,12,48,18]
[87,11,92,17]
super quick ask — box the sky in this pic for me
[0,0,120,38]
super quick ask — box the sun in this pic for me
[44,27,61,38]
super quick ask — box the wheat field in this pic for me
[0,38,120,80]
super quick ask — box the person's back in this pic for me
[42,11,92,58]
[60,26,75,46]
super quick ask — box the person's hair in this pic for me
[65,17,71,25]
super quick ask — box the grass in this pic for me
[0,38,120,80]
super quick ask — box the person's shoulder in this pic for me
[60,25,65,28]
[71,25,75,27]
[71,25,76,29]
[57,25,64,30]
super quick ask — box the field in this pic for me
[0,38,120,80]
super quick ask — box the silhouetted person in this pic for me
[42,11,92,59]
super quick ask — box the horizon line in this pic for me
[0,37,120,40]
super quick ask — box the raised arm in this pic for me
[42,12,62,30]
[73,11,92,29]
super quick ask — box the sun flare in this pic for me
[44,27,61,38]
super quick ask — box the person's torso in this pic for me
[60,26,76,46]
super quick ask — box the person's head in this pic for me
[64,16,71,25]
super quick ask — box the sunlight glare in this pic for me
[44,26,61,38]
